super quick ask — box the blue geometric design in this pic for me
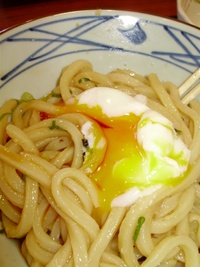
[151,26,200,67]
[1,14,200,90]
[118,22,147,45]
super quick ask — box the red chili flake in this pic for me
[40,112,51,121]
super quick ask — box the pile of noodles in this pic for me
[0,60,200,267]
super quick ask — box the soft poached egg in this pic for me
[64,87,190,212]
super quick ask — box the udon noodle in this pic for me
[0,60,200,267]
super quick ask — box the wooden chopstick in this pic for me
[179,67,200,104]
[181,83,200,104]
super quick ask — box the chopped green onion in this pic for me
[175,129,182,135]
[21,92,34,102]
[78,77,90,83]
[49,120,63,130]
[0,112,11,121]
[49,120,58,130]
[133,216,145,242]
[52,93,62,98]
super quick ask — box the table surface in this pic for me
[0,0,177,32]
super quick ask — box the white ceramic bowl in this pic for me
[0,10,200,266]
[177,0,200,27]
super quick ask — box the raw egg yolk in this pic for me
[64,90,146,212]
[62,87,190,216]
[90,126,145,213]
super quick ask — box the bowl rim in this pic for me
[1,8,199,102]
[1,8,200,35]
